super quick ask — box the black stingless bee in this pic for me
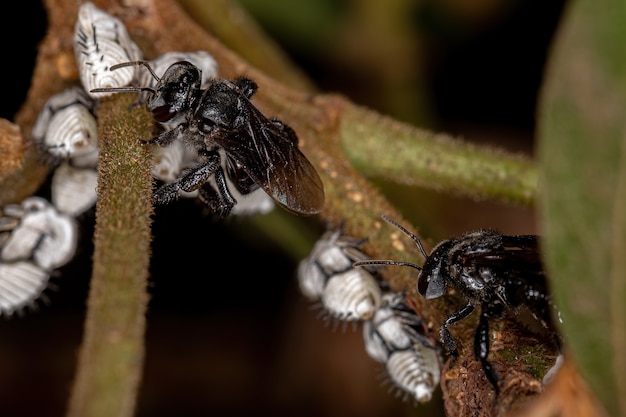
[91,60,325,217]
[354,215,562,394]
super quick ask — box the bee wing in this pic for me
[213,105,325,215]
[482,234,541,267]
[461,234,548,303]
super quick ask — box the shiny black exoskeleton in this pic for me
[354,215,562,394]
[91,60,325,217]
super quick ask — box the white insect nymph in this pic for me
[51,162,98,217]
[74,1,142,97]
[362,291,441,403]
[1,197,78,271]
[0,261,50,316]
[0,197,79,316]
[31,86,99,167]
[297,224,382,323]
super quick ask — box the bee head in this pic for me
[416,239,457,299]
[147,61,201,123]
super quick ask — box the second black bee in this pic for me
[92,60,325,217]
[355,215,562,394]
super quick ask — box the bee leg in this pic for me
[440,302,474,358]
[140,124,185,147]
[154,153,221,205]
[198,184,231,217]
[524,285,564,352]
[197,167,235,217]
[475,312,499,394]
[152,182,180,205]
[233,76,258,99]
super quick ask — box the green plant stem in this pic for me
[66,94,154,417]
[341,103,538,206]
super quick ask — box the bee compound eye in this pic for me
[417,271,446,299]
[417,275,429,297]
[151,105,175,123]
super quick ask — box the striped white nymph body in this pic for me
[297,225,382,322]
[0,261,50,316]
[74,1,142,98]
[0,197,78,271]
[31,86,99,167]
[150,140,189,184]
[51,162,98,217]
[0,197,79,316]
[362,291,441,403]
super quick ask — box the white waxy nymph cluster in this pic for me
[297,225,442,405]
[362,292,441,403]
[0,197,78,315]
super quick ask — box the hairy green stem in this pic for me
[341,104,538,206]
[66,95,154,417]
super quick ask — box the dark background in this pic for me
[0,1,566,416]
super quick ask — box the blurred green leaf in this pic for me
[537,1,626,415]
[237,0,342,51]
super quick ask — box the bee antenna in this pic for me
[110,60,161,82]
[381,215,429,260]
[89,86,156,95]
[353,259,422,271]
